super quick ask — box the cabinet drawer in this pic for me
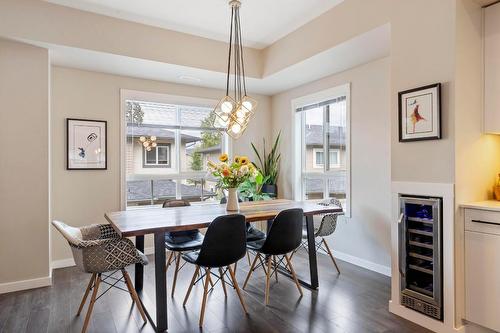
[465,230,500,332]
[465,209,500,235]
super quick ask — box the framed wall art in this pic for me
[398,83,441,142]
[67,118,107,170]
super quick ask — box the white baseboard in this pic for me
[0,275,52,294]
[331,250,391,277]
[51,258,75,269]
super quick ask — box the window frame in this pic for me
[142,143,171,168]
[120,90,231,210]
[291,84,351,217]
[312,148,340,169]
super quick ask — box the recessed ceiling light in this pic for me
[178,75,201,83]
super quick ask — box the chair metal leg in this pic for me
[322,238,340,274]
[284,254,303,297]
[199,268,211,327]
[82,273,101,333]
[171,251,181,297]
[122,269,147,323]
[273,256,278,283]
[77,273,96,316]
[219,268,228,297]
[243,253,259,289]
[265,257,272,305]
[183,266,200,307]
[228,265,248,314]
[247,251,251,266]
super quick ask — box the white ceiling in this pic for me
[37,24,389,95]
[45,0,344,49]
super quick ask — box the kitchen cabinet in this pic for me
[484,3,500,134]
[462,203,500,332]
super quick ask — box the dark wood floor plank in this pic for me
[1,251,432,333]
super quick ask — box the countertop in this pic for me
[460,200,500,212]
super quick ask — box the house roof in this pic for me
[127,123,201,143]
[186,144,221,154]
[305,125,346,146]
[127,179,216,202]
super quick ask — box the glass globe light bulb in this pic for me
[150,136,157,141]
[242,101,253,111]
[221,101,233,114]
[151,142,157,147]
[139,136,146,142]
[231,123,241,134]
[146,146,152,151]
[143,141,149,147]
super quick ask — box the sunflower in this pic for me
[234,156,241,163]
[240,156,249,165]
[219,153,228,162]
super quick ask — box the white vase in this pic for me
[226,188,240,211]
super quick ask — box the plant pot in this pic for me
[226,188,240,211]
[495,185,500,201]
[261,184,277,198]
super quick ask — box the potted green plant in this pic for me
[251,131,281,198]
[238,172,271,201]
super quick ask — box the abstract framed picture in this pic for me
[398,83,441,142]
[67,118,107,170]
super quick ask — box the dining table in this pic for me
[105,199,342,332]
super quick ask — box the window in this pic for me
[313,148,340,169]
[293,84,350,216]
[122,91,228,208]
[143,143,171,167]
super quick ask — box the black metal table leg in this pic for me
[154,232,168,332]
[305,215,319,289]
[135,235,144,292]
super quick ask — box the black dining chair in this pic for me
[242,208,304,305]
[163,199,204,297]
[182,214,248,327]
[220,196,266,266]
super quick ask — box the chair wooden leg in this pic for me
[183,266,200,307]
[171,251,181,297]
[284,254,303,296]
[82,273,101,333]
[273,256,278,283]
[199,268,211,327]
[265,257,272,305]
[166,251,174,271]
[219,268,228,297]
[322,238,340,274]
[228,265,248,314]
[77,273,96,316]
[243,253,259,289]
[234,260,238,272]
[122,269,147,323]
[247,251,251,266]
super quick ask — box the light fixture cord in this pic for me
[237,6,247,97]
[225,6,234,96]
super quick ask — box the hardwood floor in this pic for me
[0,251,432,333]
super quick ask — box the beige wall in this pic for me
[0,39,50,284]
[271,57,392,269]
[51,66,271,261]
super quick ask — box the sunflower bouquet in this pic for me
[207,153,258,189]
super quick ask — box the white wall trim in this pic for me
[0,275,52,294]
[51,258,76,270]
[331,249,391,277]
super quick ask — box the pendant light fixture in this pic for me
[213,0,257,139]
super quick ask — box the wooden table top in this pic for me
[105,199,342,237]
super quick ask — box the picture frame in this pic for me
[398,83,441,142]
[66,118,107,170]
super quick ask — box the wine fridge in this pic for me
[399,196,443,320]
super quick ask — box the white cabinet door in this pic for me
[465,229,500,331]
[485,3,500,134]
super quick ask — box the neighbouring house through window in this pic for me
[123,92,228,208]
[293,84,350,216]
